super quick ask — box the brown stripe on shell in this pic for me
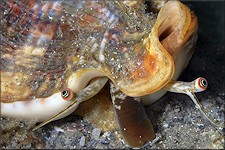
[0,1,72,102]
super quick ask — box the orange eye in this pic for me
[198,77,208,90]
[61,88,73,101]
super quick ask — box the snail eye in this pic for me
[61,88,73,101]
[198,77,208,90]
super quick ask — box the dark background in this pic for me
[181,1,224,94]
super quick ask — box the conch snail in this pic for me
[1,0,223,148]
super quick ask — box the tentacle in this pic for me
[110,82,155,148]
[164,77,208,94]
[186,90,224,128]
[33,77,108,130]
[165,77,224,128]
[32,98,77,131]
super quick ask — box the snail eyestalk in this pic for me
[33,77,109,131]
[61,88,74,101]
[164,77,224,128]
[32,88,76,131]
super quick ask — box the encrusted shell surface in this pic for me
[1,0,174,103]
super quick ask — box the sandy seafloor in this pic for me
[1,1,224,149]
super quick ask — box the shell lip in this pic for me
[115,0,198,97]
